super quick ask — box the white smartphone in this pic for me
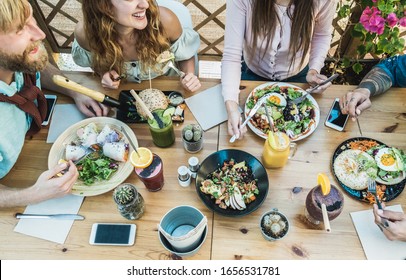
[42,94,57,126]
[324,98,349,131]
[89,223,136,246]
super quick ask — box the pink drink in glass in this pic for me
[134,154,164,191]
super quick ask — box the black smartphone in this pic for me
[89,223,136,246]
[324,98,349,131]
[42,94,57,126]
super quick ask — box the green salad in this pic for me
[77,152,119,185]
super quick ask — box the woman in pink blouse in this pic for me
[222,0,337,139]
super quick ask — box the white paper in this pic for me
[198,60,221,79]
[14,195,84,244]
[350,204,406,260]
[46,104,86,143]
[185,84,241,131]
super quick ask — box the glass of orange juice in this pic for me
[261,131,297,168]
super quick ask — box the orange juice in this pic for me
[262,132,295,168]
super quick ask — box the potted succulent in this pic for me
[113,184,145,220]
[182,124,204,153]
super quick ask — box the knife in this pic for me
[229,93,271,143]
[52,75,121,108]
[15,213,85,220]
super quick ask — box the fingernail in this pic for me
[377,209,383,215]
[59,162,68,168]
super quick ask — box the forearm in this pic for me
[178,57,195,75]
[0,184,36,208]
[357,67,393,97]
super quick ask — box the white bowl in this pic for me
[259,208,290,241]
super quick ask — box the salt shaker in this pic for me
[178,165,191,187]
[188,157,199,179]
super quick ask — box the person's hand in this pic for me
[101,70,122,89]
[339,88,371,120]
[31,161,79,202]
[72,94,110,117]
[373,203,406,242]
[226,100,245,139]
[306,69,330,94]
[181,73,201,92]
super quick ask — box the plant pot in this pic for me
[182,136,204,153]
[113,183,145,220]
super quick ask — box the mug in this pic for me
[261,131,297,168]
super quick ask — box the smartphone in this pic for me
[89,223,136,246]
[324,98,349,131]
[42,94,57,126]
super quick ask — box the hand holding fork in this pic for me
[367,178,389,228]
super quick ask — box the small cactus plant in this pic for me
[182,124,203,142]
[114,184,135,205]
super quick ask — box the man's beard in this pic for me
[0,42,48,74]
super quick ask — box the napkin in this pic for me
[350,204,406,260]
[14,195,84,244]
[46,104,86,143]
[185,84,242,131]
[198,60,221,79]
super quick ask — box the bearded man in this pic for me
[0,0,109,207]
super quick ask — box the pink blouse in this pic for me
[221,0,337,103]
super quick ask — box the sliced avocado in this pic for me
[232,161,246,170]
[271,107,283,120]
[393,147,405,171]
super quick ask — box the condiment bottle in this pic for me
[178,166,191,187]
[188,157,199,179]
[262,131,297,168]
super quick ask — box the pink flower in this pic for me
[360,7,385,35]
[372,0,377,2]
[386,13,398,28]
[400,17,406,27]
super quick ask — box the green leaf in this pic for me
[341,57,351,68]
[357,45,367,57]
[351,29,365,39]
[354,23,366,32]
[352,62,363,75]
[365,42,374,53]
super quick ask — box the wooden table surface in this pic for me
[1,73,405,260]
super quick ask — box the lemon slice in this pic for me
[267,130,277,148]
[318,173,331,196]
[130,147,153,169]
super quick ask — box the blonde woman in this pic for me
[72,0,201,92]
[222,0,337,139]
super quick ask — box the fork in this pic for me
[367,178,389,228]
[289,73,339,105]
[167,61,186,78]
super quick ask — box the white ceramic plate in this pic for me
[48,117,138,196]
[244,82,320,142]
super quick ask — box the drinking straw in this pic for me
[321,203,331,233]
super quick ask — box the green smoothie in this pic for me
[148,109,175,147]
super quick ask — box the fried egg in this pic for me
[375,147,399,172]
[266,93,287,107]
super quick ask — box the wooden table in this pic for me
[1,73,405,260]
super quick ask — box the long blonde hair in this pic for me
[250,0,314,71]
[81,0,170,76]
[0,0,30,32]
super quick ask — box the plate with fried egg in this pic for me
[244,82,320,142]
[332,137,405,203]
